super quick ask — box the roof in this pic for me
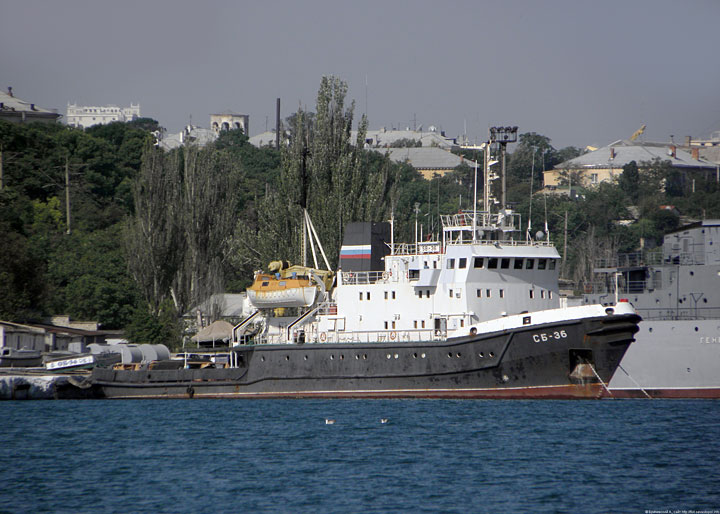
[375,147,478,170]
[0,88,61,122]
[356,128,457,149]
[249,130,284,147]
[555,140,716,170]
[158,126,218,150]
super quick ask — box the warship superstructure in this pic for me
[585,220,720,398]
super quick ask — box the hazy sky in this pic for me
[2,0,719,149]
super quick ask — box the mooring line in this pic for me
[587,361,614,399]
[618,364,653,399]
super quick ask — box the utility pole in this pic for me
[0,145,3,190]
[65,156,71,235]
[563,210,568,278]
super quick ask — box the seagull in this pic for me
[380,418,389,424]
[325,419,335,425]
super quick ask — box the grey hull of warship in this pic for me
[585,220,720,398]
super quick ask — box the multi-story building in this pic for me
[66,103,140,128]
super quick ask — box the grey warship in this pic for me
[585,220,720,398]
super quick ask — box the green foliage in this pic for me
[124,299,182,350]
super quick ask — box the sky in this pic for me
[2,0,719,149]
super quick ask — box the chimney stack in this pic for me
[7,86,13,97]
[692,147,699,160]
[610,147,616,159]
[670,145,677,158]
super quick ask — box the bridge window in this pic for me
[488,258,498,269]
[447,258,455,269]
[529,290,535,299]
[476,289,482,298]
[549,260,557,270]
[366,292,371,300]
[486,289,492,298]
[459,258,467,269]
[501,258,510,269]
[538,259,547,270]
[499,289,505,298]
[473,257,484,268]
[514,258,524,269]
[526,259,535,270]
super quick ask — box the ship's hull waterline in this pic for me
[91,313,639,400]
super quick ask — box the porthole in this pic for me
[413,353,418,359]
[456,353,461,358]
[355,355,359,360]
[479,352,484,358]
[387,354,391,359]
[394,354,399,359]
[447,352,453,358]
[304,355,308,360]
[330,355,334,360]
[421,353,426,359]
[285,356,290,361]
[489,352,495,358]
[695,327,699,332]
[261,356,265,362]
[363,354,368,360]
[340,355,344,360]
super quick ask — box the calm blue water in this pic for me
[1,399,719,514]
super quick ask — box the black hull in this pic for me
[91,313,639,400]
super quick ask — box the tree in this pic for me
[618,160,640,203]
[236,76,392,271]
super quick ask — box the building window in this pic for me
[459,258,467,269]
[591,173,599,184]
[474,257,484,268]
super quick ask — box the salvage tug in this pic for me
[92,209,639,399]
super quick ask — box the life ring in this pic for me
[389,270,392,277]
[320,332,327,342]
[382,271,388,280]
[389,331,397,340]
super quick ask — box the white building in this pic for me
[66,103,141,128]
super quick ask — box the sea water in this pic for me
[1,399,718,514]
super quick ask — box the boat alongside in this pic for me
[585,220,720,398]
